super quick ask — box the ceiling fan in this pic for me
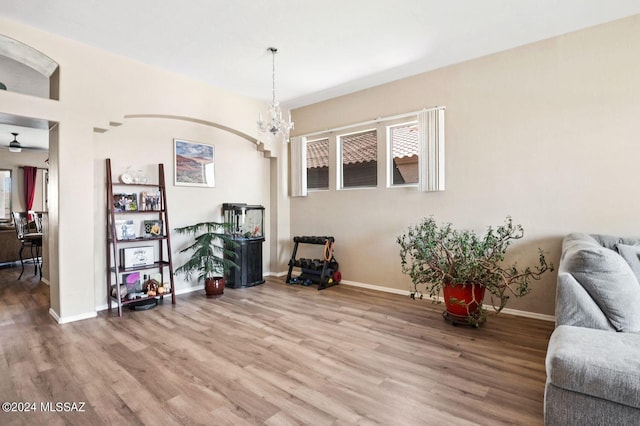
[3,132,46,153]
[8,132,22,152]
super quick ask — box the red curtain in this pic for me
[23,166,38,219]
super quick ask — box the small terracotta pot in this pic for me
[204,276,225,298]
[442,282,486,316]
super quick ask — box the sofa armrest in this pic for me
[546,325,640,409]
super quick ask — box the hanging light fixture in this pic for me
[257,47,294,143]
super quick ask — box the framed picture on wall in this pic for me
[174,139,215,187]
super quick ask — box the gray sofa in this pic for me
[545,233,640,425]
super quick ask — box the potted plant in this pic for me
[397,216,553,326]
[174,221,239,298]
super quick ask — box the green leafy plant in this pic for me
[397,216,553,325]
[174,221,239,283]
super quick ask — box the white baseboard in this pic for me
[175,285,202,296]
[49,308,61,322]
[49,308,97,324]
[340,279,411,296]
[496,307,555,322]
[280,273,556,323]
[340,279,555,322]
[93,275,554,323]
[41,277,50,286]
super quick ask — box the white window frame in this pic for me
[337,128,378,190]
[295,106,445,195]
[387,120,419,188]
[305,137,330,192]
[0,169,12,220]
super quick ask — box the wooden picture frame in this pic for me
[174,139,215,187]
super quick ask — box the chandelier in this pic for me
[257,47,294,142]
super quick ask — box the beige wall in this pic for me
[290,15,640,316]
[93,118,271,308]
[0,18,283,322]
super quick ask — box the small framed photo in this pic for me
[115,219,136,240]
[140,191,161,211]
[174,139,215,187]
[142,220,163,238]
[113,193,138,212]
[122,271,142,293]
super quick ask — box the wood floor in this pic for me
[0,267,554,426]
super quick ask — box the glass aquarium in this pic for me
[222,203,265,239]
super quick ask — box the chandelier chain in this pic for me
[271,48,276,105]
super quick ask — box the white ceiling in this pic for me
[1,0,640,151]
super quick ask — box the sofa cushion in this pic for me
[616,243,640,283]
[562,241,640,332]
[546,325,640,410]
[556,271,615,330]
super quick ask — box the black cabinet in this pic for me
[222,203,265,288]
[225,237,265,288]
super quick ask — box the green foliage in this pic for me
[397,216,553,321]
[174,221,239,284]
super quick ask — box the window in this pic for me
[389,122,419,186]
[0,169,11,220]
[306,138,329,190]
[297,107,444,194]
[339,129,377,188]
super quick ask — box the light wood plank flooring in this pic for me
[0,267,554,425]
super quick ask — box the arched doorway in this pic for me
[0,34,60,316]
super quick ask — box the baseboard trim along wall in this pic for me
[270,273,556,323]
[95,274,555,323]
[339,278,556,322]
[49,308,97,324]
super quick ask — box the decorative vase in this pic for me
[442,282,486,317]
[204,276,225,298]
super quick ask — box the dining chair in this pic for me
[11,211,43,279]
[33,211,44,233]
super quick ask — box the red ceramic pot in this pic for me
[442,282,486,316]
[204,276,225,298]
